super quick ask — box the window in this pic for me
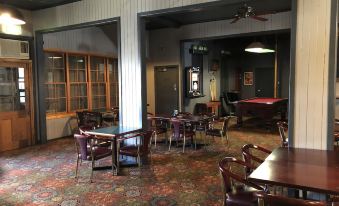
[69,55,88,112]
[44,53,66,113]
[108,58,119,108]
[90,56,106,111]
[44,51,119,115]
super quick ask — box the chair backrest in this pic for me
[221,116,232,135]
[178,112,192,116]
[74,133,90,160]
[277,121,288,147]
[242,144,272,176]
[76,111,103,129]
[193,103,208,115]
[219,157,263,194]
[225,92,239,104]
[170,118,183,140]
[255,192,327,206]
[141,131,154,154]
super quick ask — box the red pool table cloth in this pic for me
[235,97,288,126]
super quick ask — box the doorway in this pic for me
[0,59,34,152]
[155,65,179,114]
[255,67,274,97]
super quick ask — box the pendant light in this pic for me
[0,5,26,25]
[245,41,274,53]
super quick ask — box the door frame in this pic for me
[0,58,35,147]
[154,65,179,114]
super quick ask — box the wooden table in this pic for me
[248,147,339,195]
[85,126,142,175]
[206,101,221,115]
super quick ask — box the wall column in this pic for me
[119,0,142,128]
[292,0,337,150]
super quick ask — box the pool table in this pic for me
[235,98,288,126]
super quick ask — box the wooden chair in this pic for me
[76,111,103,131]
[242,144,272,177]
[118,131,154,168]
[169,118,196,153]
[193,103,208,115]
[255,192,327,206]
[219,157,264,206]
[277,121,288,147]
[74,133,112,182]
[205,116,232,143]
[147,113,168,148]
[76,111,110,147]
[334,119,339,146]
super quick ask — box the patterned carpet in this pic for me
[0,119,281,206]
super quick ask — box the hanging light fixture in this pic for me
[245,41,274,53]
[0,5,26,25]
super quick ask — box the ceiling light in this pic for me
[245,41,274,53]
[0,5,25,25]
[48,56,63,59]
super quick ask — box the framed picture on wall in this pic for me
[244,72,253,85]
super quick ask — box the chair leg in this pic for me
[168,135,172,151]
[183,135,186,153]
[75,156,79,179]
[194,135,197,150]
[90,159,94,183]
[137,155,141,167]
[150,152,153,171]
[154,132,157,148]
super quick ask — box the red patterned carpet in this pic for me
[0,119,280,206]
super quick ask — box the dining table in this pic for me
[248,147,339,196]
[84,125,142,175]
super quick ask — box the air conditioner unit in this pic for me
[0,38,29,59]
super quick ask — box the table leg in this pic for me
[111,139,118,176]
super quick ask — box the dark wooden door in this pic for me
[0,60,33,152]
[255,67,274,97]
[155,66,179,114]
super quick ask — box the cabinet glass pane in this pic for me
[0,66,25,112]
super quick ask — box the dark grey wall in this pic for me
[239,53,275,99]
[219,34,290,99]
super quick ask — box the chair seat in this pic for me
[226,191,258,206]
[120,146,147,157]
[206,128,223,136]
[80,147,112,161]
[155,127,167,134]
[334,132,339,141]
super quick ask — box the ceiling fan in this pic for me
[230,4,275,24]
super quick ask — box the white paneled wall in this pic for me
[43,27,118,56]
[32,0,218,128]
[293,0,332,150]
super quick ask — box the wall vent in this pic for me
[0,38,29,59]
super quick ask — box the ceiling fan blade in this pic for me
[230,17,240,24]
[255,11,277,16]
[250,16,268,21]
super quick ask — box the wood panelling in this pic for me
[293,0,332,150]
